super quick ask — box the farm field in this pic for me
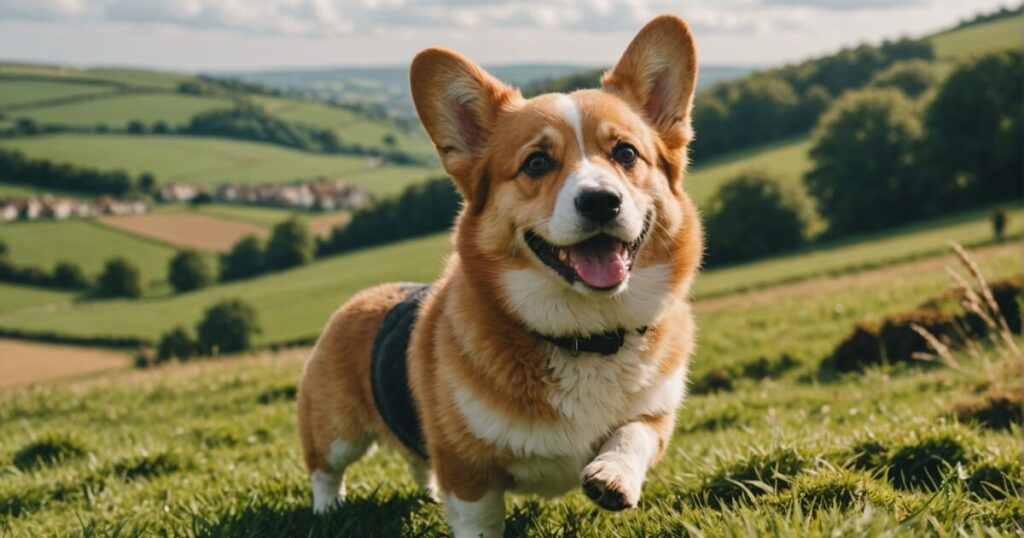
[0,220,181,286]
[0,338,129,388]
[0,135,440,196]
[12,93,232,129]
[687,135,812,208]
[930,16,1022,61]
[98,212,269,252]
[0,283,74,315]
[0,240,1018,535]
[0,80,117,109]
[0,206,1015,347]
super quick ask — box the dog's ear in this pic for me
[410,48,520,207]
[602,15,698,155]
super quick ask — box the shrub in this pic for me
[134,347,156,369]
[0,239,7,256]
[703,170,812,266]
[111,452,185,480]
[52,261,89,290]
[196,298,261,355]
[989,276,1022,333]
[690,368,733,395]
[157,326,198,363]
[968,458,1020,500]
[950,389,1023,431]
[94,257,143,298]
[127,120,146,134]
[13,434,88,471]
[806,89,927,235]
[700,446,807,506]
[219,235,265,282]
[831,322,883,372]
[168,249,211,293]
[257,384,298,404]
[264,217,313,270]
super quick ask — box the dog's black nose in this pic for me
[575,189,622,224]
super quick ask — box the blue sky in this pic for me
[0,0,1014,70]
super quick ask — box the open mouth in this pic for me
[524,211,653,291]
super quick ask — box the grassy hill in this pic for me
[0,134,438,196]
[931,14,1022,61]
[0,206,1016,347]
[12,93,232,129]
[0,240,1018,535]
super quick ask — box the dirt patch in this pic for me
[99,213,269,252]
[0,339,130,388]
[307,212,351,237]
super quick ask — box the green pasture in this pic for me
[0,237,1018,535]
[0,80,117,109]
[931,16,1022,62]
[686,136,812,208]
[0,206,1016,346]
[79,68,195,90]
[13,93,232,129]
[0,135,439,196]
[0,220,180,288]
[0,282,74,315]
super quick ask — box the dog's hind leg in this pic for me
[409,459,440,502]
[310,433,375,514]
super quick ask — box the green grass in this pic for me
[0,206,1016,346]
[13,93,232,129]
[0,220,180,287]
[0,134,440,196]
[686,135,813,208]
[0,282,74,314]
[931,16,1023,62]
[0,240,1018,535]
[0,80,117,109]
[80,68,195,90]
[252,96,434,157]
[0,182,89,199]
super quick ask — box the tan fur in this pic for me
[299,14,703,528]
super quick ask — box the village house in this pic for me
[0,195,148,223]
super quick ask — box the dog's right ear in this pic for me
[410,48,520,207]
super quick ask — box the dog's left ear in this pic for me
[603,14,698,156]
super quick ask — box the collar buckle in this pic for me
[570,338,582,357]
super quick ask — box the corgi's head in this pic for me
[411,14,702,335]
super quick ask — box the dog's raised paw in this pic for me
[581,460,641,511]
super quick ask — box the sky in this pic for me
[0,0,1015,72]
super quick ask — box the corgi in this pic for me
[298,14,702,537]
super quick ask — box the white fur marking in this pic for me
[556,94,586,159]
[581,421,663,507]
[446,489,505,538]
[311,469,342,514]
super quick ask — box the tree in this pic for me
[868,59,938,98]
[923,48,1022,207]
[152,121,170,134]
[157,326,197,363]
[168,250,212,293]
[52,261,89,289]
[138,172,156,193]
[0,240,7,257]
[127,120,146,134]
[704,170,812,265]
[382,134,397,147]
[95,258,143,298]
[805,89,925,235]
[219,235,265,282]
[991,208,1008,242]
[196,299,261,355]
[264,217,313,270]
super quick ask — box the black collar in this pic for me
[537,326,648,357]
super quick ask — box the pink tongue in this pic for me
[569,243,628,289]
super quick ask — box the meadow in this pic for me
[0,206,1016,348]
[0,135,439,196]
[12,93,232,129]
[0,242,1017,536]
[0,80,117,109]
[930,15,1022,62]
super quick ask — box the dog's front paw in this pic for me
[581,458,642,511]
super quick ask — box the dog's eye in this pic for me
[612,143,639,168]
[522,152,554,178]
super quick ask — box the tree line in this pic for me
[701,47,1020,266]
[0,149,153,197]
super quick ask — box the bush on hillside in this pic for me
[94,257,143,299]
[831,322,883,372]
[157,326,198,363]
[264,218,314,270]
[878,308,959,364]
[168,249,212,293]
[868,59,938,98]
[52,261,90,290]
[922,48,1023,208]
[196,299,261,355]
[805,89,927,235]
[990,208,1008,241]
[703,170,812,266]
[0,148,142,196]
[219,235,265,282]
